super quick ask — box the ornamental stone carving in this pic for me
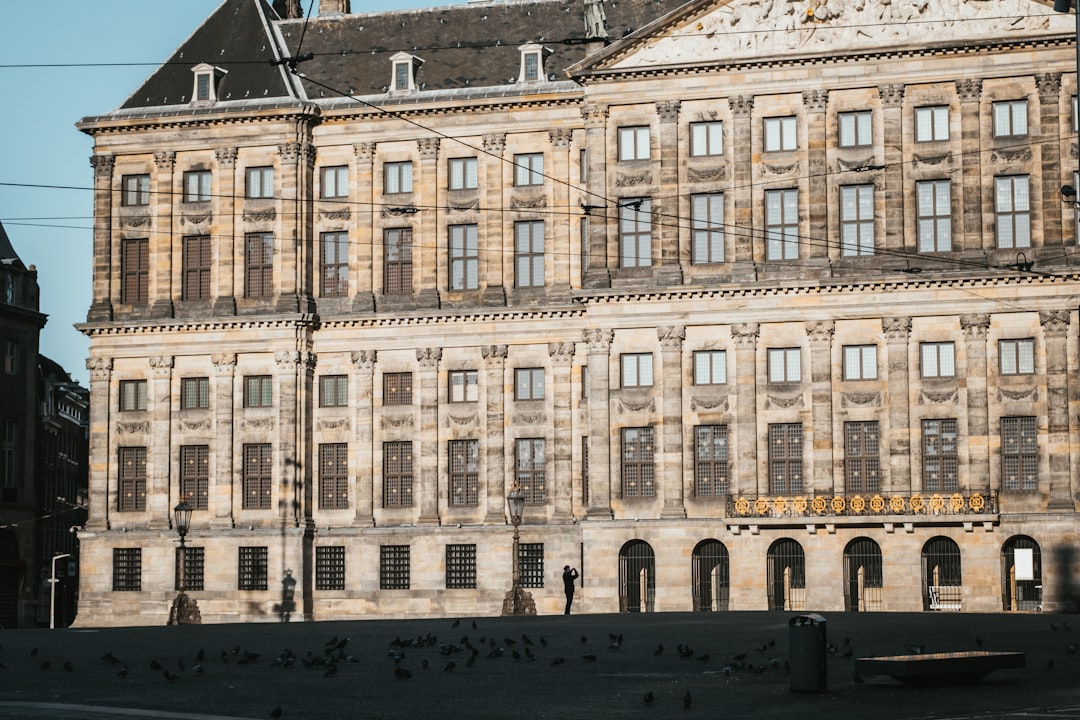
[656,100,681,123]
[878,84,905,108]
[481,134,505,156]
[618,397,655,413]
[86,356,113,381]
[318,418,351,430]
[243,208,276,222]
[802,89,828,113]
[510,194,547,209]
[765,393,804,410]
[275,350,300,370]
[446,413,478,427]
[243,418,276,430]
[729,96,753,118]
[919,388,959,405]
[480,344,508,360]
[581,104,609,128]
[1036,73,1061,101]
[418,137,441,159]
[882,317,912,342]
[616,171,653,187]
[351,350,377,370]
[583,329,614,354]
[353,142,376,161]
[687,166,726,183]
[116,421,150,435]
[90,155,114,178]
[731,323,759,349]
[448,199,480,212]
[549,128,573,149]
[998,386,1038,402]
[658,326,685,351]
[153,151,176,172]
[956,78,982,102]
[212,353,237,375]
[841,391,882,408]
[960,314,990,339]
[806,320,834,347]
[913,153,950,167]
[690,395,729,411]
[417,347,442,369]
[1040,309,1071,337]
[149,355,174,377]
[548,342,576,363]
[319,208,351,221]
[992,148,1032,163]
[215,147,238,167]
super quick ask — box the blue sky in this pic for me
[0,0,432,385]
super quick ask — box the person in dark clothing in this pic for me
[563,566,579,614]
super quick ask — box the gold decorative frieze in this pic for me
[727,491,995,519]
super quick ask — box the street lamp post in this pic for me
[168,500,202,625]
[49,553,71,630]
[501,483,536,616]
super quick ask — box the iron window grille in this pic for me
[118,446,147,512]
[1001,416,1037,493]
[515,438,546,504]
[449,439,480,506]
[768,423,803,494]
[445,544,477,589]
[384,228,414,295]
[238,546,268,591]
[383,372,413,405]
[119,380,147,411]
[692,539,730,611]
[315,546,346,591]
[844,421,880,493]
[244,375,273,408]
[180,377,210,410]
[112,548,142,591]
[380,545,411,589]
[519,543,545,588]
[922,418,958,492]
[319,443,349,510]
[180,445,209,510]
[319,375,348,407]
[383,441,414,508]
[242,444,272,510]
[175,546,204,591]
[694,425,729,496]
[581,435,590,507]
[621,426,656,497]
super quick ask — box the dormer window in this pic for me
[518,43,552,83]
[390,52,423,92]
[191,63,227,104]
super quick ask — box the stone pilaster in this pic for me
[351,350,377,525]
[353,143,377,311]
[417,347,442,523]
[1037,74,1065,247]
[213,147,238,315]
[658,326,686,517]
[956,79,984,250]
[878,85,906,251]
[147,355,174,528]
[655,101,683,285]
[415,138,441,308]
[882,317,912,492]
[731,324,759,494]
[88,155,114,321]
[583,329,614,518]
[276,350,301,526]
[211,353,236,528]
[1041,310,1074,508]
[548,342,575,522]
[479,134,507,306]
[805,321,834,493]
[960,314,990,491]
[275,142,316,313]
[85,357,112,529]
[581,104,611,288]
[802,91,829,260]
[481,344,508,523]
[549,129,574,294]
[729,97,754,266]
[150,152,175,318]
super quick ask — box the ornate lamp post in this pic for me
[501,483,536,615]
[168,500,201,625]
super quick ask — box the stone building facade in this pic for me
[74,0,1080,625]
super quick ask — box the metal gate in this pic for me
[692,539,729,612]
[922,536,962,611]
[766,538,806,611]
[618,540,655,613]
[843,538,884,611]
[1001,535,1042,612]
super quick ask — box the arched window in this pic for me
[618,540,655,612]
[692,539,729,611]
[922,536,962,611]
[1001,535,1041,612]
[843,537,883,611]
[766,538,805,611]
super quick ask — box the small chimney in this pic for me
[320,0,351,14]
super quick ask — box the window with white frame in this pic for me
[693,350,727,385]
[619,199,652,267]
[690,121,723,156]
[449,157,478,190]
[449,224,479,290]
[916,180,952,252]
[520,45,543,82]
[838,110,872,147]
[920,342,955,378]
[384,161,413,194]
[618,126,650,161]
[621,353,654,388]
[993,100,1028,138]
[765,189,799,260]
[122,174,150,207]
[915,105,949,142]
[320,166,348,199]
[245,167,274,199]
[514,153,544,186]
[843,345,877,380]
[764,116,797,152]
[999,338,1035,375]
[691,193,724,264]
[840,185,874,256]
[191,63,225,103]
[390,52,422,92]
[768,348,801,383]
[995,176,1031,249]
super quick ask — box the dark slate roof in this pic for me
[119,0,682,111]
[0,220,25,269]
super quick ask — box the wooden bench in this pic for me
[928,585,962,611]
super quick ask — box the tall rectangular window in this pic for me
[691,193,724,264]
[916,180,952,252]
[445,544,477,588]
[621,426,655,497]
[1002,416,1037,492]
[694,424,729,496]
[2,341,16,375]
[519,543,545,588]
[764,116,797,152]
[384,228,414,295]
[514,221,545,288]
[119,380,147,411]
[380,545,410,589]
[112,548,142,591]
[690,121,723,157]
[238,546,268,590]
[523,51,540,81]
[768,348,801,383]
[618,126,650,161]
[383,440,414,508]
[175,546,204,591]
[768,423,803,494]
[394,61,410,91]
[995,176,1031,249]
[245,167,274,199]
[244,233,274,298]
[448,158,478,190]
[449,439,480,506]
[838,111,872,147]
[621,353,654,388]
[920,342,955,378]
[693,350,727,385]
[118,446,147,511]
[922,418,958,492]
[320,166,349,199]
[182,235,212,301]
[514,153,544,186]
[515,368,545,401]
[1000,338,1035,376]
[765,189,799,260]
[840,185,874,256]
[183,171,211,202]
[993,100,1028,137]
[319,443,349,510]
[384,161,413,194]
[320,231,349,297]
[122,174,150,206]
[180,444,209,510]
[180,377,209,409]
[844,421,880,493]
[121,238,149,304]
[242,443,272,510]
[449,224,479,290]
[449,370,478,402]
[1,420,16,489]
[320,375,348,407]
[315,546,346,591]
[244,375,273,407]
[383,372,412,405]
[843,345,877,381]
[581,436,590,507]
[619,198,652,268]
[915,106,949,142]
[515,438,546,504]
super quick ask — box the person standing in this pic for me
[562,565,579,615]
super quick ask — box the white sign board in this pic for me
[1014,548,1034,581]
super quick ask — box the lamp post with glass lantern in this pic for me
[501,483,536,616]
[168,500,202,625]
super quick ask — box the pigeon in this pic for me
[643,691,654,704]
[695,654,710,663]
[177,658,186,671]
[163,669,179,681]
[394,667,412,679]
[524,648,535,661]
[551,657,565,666]
[522,634,534,646]
[512,650,522,661]
[117,666,128,678]
[443,661,456,672]
[30,648,38,657]
[196,649,205,662]
[324,664,337,678]
[581,654,597,662]
[39,661,51,671]
[452,619,460,628]
[269,706,283,719]
[539,636,547,646]
[466,654,476,667]
[472,620,478,630]
[63,661,75,672]
[150,659,163,671]
[654,643,664,657]
[101,651,122,665]
[580,635,588,644]
[683,691,692,708]
[421,659,429,669]
[840,648,854,660]
[1066,643,1077,656]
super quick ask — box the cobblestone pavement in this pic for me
[0,611,1075,719]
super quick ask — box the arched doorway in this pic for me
[0,529,22,629]
[1002,535,1041,611]
[922,536,962,611]
[618,540,655,612]
[692,539,729,611]
[843,538,883,611]
[766,538,805,611]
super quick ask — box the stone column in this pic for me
[147,355,174,528]
[213,147,238,315]
[802,91,829,260]
[85,357,112,529]
[960,314,990,491]
[276,350,301,527]
[482,345,508,523]
[729,97,755,267]
[1037,74,1065,247]
[882,317,912,492]
[583,329,614,518]
[956,79,984,250]
[276,143,315,313]
[1041,310,1074,508]
[655,101,683,285]
[353,142,377,311]
[548,129,574,295]
[806,321,834,493]
[416,138,441,308]
[658,326,686,517]
[211,353,236,528]
[481,134,507,306]
[731,324,759,494]
[417,347,442,524]
[88,155,114,321]
[351,350,376,525]
[878,85,905,251]
[582,104,611,288]
[549,342,576,522]
[151,152,175,319]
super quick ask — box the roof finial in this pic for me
[584,0,609,39]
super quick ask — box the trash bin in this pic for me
[789,613,827,692]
